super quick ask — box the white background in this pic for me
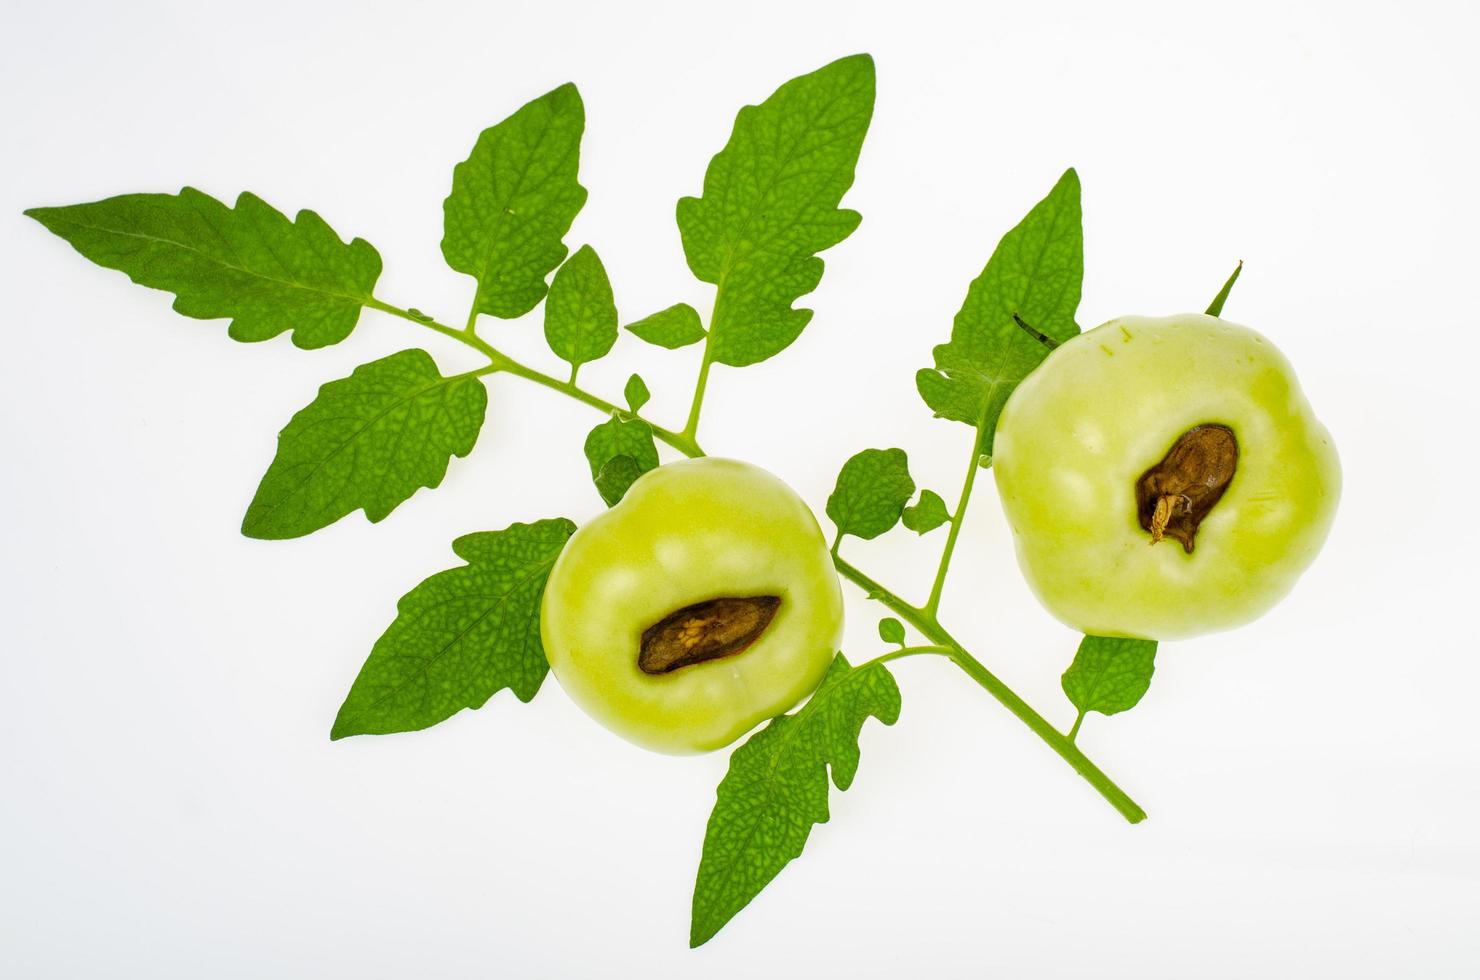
[3,0,1477,976]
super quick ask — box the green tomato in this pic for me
[993,313,1340,640]
[541,457,843,754]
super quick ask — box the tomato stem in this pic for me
[833,552,1146,825]
[368,298,704,458]
[680,293,723,442]
[374,296,1146,826]
[924,421,988,617]
[682,347,714,442]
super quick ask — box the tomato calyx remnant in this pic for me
[638,595,783,674]
[1135,424,1239,553]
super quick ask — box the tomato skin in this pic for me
[541,457,843,754]
[993,314,1340,640]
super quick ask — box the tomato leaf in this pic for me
[678,54,874,367]
[690,654,900,947]
[1062,635,1158,719]
[916,169,1083,447]
[543,245,617,374]
[901,489,951,534]
[331,519,575,739]
[592,455,645,507]
[242,350,487,539]
[624,303,706,349]
[623,373,650,413]
[442,83,587,319]
[584,414,659,506]
[826,448,915,542]
[1205,259,1243,317]
[877,617,905,645]
[26,189,381,349]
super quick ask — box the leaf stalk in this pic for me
[367,298,703,457]
[924,420,988,617]
[682,324,716,440]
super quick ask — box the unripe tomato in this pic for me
[541,457,843,753]
[993,313,1340,640]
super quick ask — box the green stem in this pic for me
[1068,709,1086,743]
[924,422,988,617]
[864,645,955,666]
[369,295,1144,825]
[681,291,726,441]
[832,553,1145,824]
[682,345,714,441]
[367,298,704,458]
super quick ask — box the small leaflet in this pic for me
[544,245,618,374]
[584,415,659,506]
[1062,635,1159,719]
[624,374,651,413]
[878,618,906,645]
[624,303,707,349]
[826,447,915,542]
[901,489,951,534]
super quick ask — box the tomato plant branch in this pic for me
[371,295,1144,824]
[924,421,989,618]
[832,551,1146,824]
[367,298,704,457]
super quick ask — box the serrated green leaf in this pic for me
[584,415,659,506]
[826,447,915,542]
[1062,635,1158,718]
[442,83,587,319]
[242,350,486,539]
[543,245,617,373]
[624,303,706,349]
[331,519,575,739]
[691,653,900,947]
[624,373,650,412]
[901,489,951,534]
[677,54,875,367]
[877,618,905,645]
[26,189,381,349]
[916,169,1083,446]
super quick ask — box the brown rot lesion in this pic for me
[638,595,782,674]
[1136,424,1238,553]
